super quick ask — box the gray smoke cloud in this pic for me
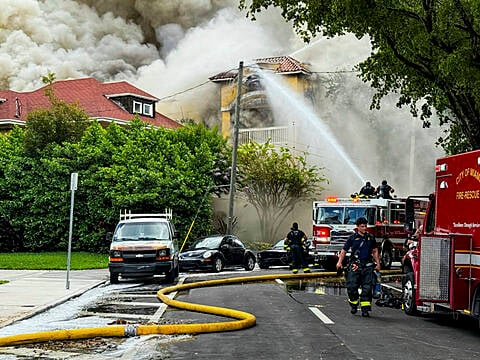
[0,0,444,200]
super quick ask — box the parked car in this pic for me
[257,238,316,269]
[179,234,256,272]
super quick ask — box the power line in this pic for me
[157,80,211,101]
[156,67,357,102]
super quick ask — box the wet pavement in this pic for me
[0,269,108,328]
[1,267,476,360]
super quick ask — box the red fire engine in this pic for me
[312,196,410,270]
[402,149,480,318]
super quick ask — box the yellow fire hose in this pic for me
[0,271,366,347]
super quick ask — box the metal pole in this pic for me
[227,61,243,235]
[66,173,78,290]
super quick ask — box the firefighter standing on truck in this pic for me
[336,217,381,317]
[284,222,310,274]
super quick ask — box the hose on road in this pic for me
[0,271,342,346]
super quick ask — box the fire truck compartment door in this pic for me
[418,236,450,302]
[451,234,474,311]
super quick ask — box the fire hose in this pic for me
[0,271,342,347]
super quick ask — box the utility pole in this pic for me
[227,61,243,235]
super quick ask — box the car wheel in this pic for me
[244,255,256,271]
[402,268,417,315]
[110,272,119,284]
[165,265,178,284]
[212,257,224,272]
[258,260,269,269]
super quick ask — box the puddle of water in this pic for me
[285,279,348,296]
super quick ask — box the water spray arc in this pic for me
[256,69,366,185]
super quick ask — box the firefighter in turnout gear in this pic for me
[336,217,381,317]
[284,222,310,274]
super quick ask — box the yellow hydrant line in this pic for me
[0,271,353,347]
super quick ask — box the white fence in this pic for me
[238,126,289,145]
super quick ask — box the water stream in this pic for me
[256,68,366,185]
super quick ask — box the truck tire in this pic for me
[165,265,178,284]
[324,258,337,272]
[380,246,393,270]
[402,269,417,315]
[110,272,119,284]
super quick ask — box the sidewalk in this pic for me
[0,269,108,328]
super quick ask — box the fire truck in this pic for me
[311,196,410,270]
[402,149,480,319]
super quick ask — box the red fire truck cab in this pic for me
[312,196,409,271]
[402,149,480,318]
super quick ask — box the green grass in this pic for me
[0,252,108,270]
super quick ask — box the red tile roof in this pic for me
[255,56,311,74]
[209,56,310,82]
[0,77,182,129]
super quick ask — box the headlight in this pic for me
[158,249,167,257]
[203,251,212,259]
[110,250,122,258]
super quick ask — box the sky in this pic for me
[0,0,445,196]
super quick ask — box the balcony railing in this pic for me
[238,126,289,145]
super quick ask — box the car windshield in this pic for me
[114,222,170,241]
[273,240,284,249]
[191,236,223,250]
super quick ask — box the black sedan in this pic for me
[179,234,256,272]
[257,238,316,269]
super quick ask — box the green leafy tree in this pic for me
[23,82,90,156]
[0,120,229,253]
[240,0,480,153]
[237,141,327,243]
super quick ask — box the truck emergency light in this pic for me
[314,227,330,237]
[325,196,338,202]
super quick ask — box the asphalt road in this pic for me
[162,270,480,360]
[1,268,479,359]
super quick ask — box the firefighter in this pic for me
[336,217,381,317]
[376,180,394,199]
[284,222,310,274]
[359,181,376,198]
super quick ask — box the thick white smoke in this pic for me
[0,0,444,201]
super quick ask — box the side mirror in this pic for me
[106,232,113,242]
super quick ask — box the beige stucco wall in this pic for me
[212,196,312,245]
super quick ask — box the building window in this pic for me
[132,100,154,117]
[143,103,153,116]
[133,101,142,114]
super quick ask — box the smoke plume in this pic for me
[0,0,444,199]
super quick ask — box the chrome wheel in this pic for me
[244,255,255,271]
[402,271,417,315]
[213,257,224,272]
